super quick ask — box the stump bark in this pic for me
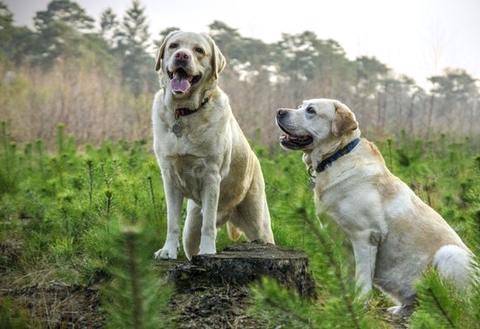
[168,242,316,298]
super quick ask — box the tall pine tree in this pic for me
[32,0,95,67]
[116,0,155,96]
[0,2,14,51]
[0,1,34,65]
[99,7,119,49]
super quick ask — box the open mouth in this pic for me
[278,122,313,150]
[167,68,202,95]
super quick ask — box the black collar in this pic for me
[174,97,210,119]
[315,138,361,173]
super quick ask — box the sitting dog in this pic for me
[152,31,274,260]
[276,98,474,314]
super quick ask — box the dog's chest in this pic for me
[167,154,211,200]
[156,122,225,157]
[160,133,201,155]
[314,173,372,226]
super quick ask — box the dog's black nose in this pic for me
[175,51,190,61]
[277,109,288,119]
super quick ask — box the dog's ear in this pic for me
[202,33,226,80]
[331,101,358,137]
[155,30,181,72]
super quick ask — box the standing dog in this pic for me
[276,98,474,314]
[152,31,274,260]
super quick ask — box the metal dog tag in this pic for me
[172,121,183,137]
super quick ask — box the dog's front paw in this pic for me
[154,241,178,260]
[198,237,216,255]
[387,306,402,315]
[387,304,414,318]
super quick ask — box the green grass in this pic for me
[1,123,479,328]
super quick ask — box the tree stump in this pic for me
[167,242,317,328]
[168,241,316,298]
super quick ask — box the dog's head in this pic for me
[276,99,359,151]
[155,31,226,99]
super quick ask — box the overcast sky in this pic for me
[6,0,480,87]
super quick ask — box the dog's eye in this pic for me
[194,47,205,54]
[306,106,316,114]
[169,42,178,49]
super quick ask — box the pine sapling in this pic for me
[105,189,113,218]
[104,224,174,329]
[35,139,45,177]
[147,176,158,223]
[86,159,94,207]
[300,210,362,329]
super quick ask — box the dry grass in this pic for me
[1,61,478,147]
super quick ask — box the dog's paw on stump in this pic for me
[168,241,316,298]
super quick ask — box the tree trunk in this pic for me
[168,242,316,298]
[166,242,317,328]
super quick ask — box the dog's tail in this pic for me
[226,221,242,241]
[433,244,476,289]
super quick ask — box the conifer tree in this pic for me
[116,0,154,95]
[0,2,14,45]
[32,0,95,66]
[0,2,34,65]
[100,8,119,49]
[104,224,174,329]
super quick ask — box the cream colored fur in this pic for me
[152,31,274,260]
[276,98,474,313]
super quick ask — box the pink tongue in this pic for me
[171,76,191,93]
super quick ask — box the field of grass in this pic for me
[1,122,479,328]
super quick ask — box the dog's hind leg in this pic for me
[231,163,274,244]
[182,200,202,260]
[226,220,242,241]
